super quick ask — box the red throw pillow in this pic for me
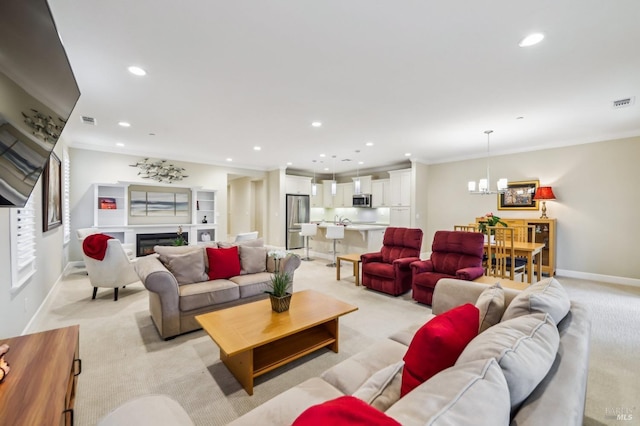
[401,303,479,397]
[206,246,241,279]
[292,396,401,426]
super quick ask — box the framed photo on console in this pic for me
[498,180,539,210]
[43,152,62,231]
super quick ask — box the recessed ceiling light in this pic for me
[404,153,412,157]
[253,146,261,151]
[365,141,374,146]
[324,167,329,171]
[311,121,322,127]
[286,162,292,166]
[319,153,326,158]
[118,121,131,127]
[358,161,364,165]
[226,158,232,162]
[116,142,125,147]
[519,33,544,47]
[128,66,147,76]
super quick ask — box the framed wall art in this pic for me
[43,152,62,231]
[497,179,539,210]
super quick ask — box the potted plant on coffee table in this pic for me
[266,270,292,313]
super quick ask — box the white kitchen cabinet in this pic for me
[352,175,372,195]
[340,183,353,207]
[390,206,411,227]
[389,169,411,206]
[322,180,339,208]
[285,175,311,194]
[311,183,324,207]
[371,179,390,207]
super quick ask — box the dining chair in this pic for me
[453,225,479,232]
[486,226,526,281]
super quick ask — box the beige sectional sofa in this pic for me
[134,239,301,340]
[229,278,591,426]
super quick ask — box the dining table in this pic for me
[484,240,546,284]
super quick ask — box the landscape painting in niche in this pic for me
[130,191,147,216]
[43,152,62,231]
[498,180,539,210]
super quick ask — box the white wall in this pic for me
[0,145,68,338]
[68,148,269,261]
[228,177,252,237]
[424,136,640,280]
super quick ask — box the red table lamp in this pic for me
[533,186,556,219]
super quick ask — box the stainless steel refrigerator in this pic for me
[286,194,310,249]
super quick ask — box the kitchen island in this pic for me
[313,222,388,256]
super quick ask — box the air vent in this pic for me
[81,115,96,125]
[341,158,352,162]
[612,97,635,109]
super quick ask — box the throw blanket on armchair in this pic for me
[83,234,113,260]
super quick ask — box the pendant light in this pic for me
[468,130,508,194]
[331,155,337,196]
[311,160,317,196]
[353,150,361,195]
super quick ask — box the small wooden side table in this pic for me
[336,253,362,286]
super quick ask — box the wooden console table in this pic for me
[0,325,81,425]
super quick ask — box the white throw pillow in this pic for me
[385,358,510,426]
[352,361,403,412]
[501,277,570,324]
[456,313,560,410]
[476,282,505,332]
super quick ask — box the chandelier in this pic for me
[468,130,508,195]
[130,158,188,183]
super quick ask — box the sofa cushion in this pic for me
[321,339,408,395]
[227,377,343,426]
[239,246,267,274]
[385,358,510,426]
[178,279,240,311]
[476,282,505,332]
[401,303,479,397]
[388,318,433,347]
[352,361,403,412]
[501,277,570,324]
[229,272,273,298]
[206,246,241,280]
[161,250,208,285]
[292,396,401,426]
[456,312,560,410]
[218,238,264,249]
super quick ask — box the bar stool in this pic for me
[325,225,344,267]
[300,223,318,261]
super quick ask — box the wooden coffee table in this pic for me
[196,290,358,395]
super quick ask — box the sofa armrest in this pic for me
[431,278,520,315]
[393,256,420,270]
[456,266,485,281]
[282,253,302,276]
[361,252,383,264]
[134,255,181,339]
[410,259,434,274]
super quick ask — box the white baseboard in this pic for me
[21,270,66,335]
[556,269,640,287]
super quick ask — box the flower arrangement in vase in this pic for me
[477,213,507,235]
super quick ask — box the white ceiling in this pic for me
[48,0,640,175]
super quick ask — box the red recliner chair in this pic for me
[410,230,485,305]
[361,227,424,296]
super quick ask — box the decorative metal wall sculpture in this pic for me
[130,158,188,183]
[22,109,66,144]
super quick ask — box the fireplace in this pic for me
[136,232,188,257]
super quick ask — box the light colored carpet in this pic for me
[28,260,640,425]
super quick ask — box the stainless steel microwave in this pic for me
[352,194,372,208]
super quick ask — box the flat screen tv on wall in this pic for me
[0,0,80,207]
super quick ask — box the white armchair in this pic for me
[82,238,140,301]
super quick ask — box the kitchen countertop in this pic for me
[315,223,388,231]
